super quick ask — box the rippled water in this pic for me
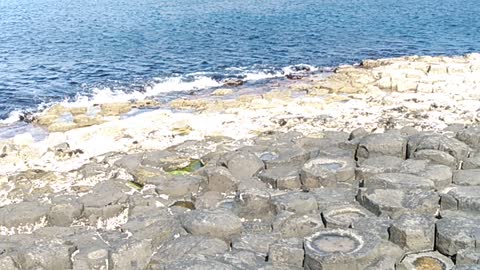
[1,0,479,119]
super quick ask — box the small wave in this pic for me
[0,110,23,125]
[0,63,320,126]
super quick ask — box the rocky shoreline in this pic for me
[1,54,480,269]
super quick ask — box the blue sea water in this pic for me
[0,0,479,120]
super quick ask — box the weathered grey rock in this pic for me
[202,166,239,193]
[419,164,453,188]
[0,201,50,234]
[463,156,480,169]
[217,250,267,270]
[453,169,480,186]
[268,238,304,267]
[355,156,403,182]
[454,266,480,270]
[232,233,280,257]
[241,220,273,234]
[235,188,275,219]
[158,257,237,270]
[304,229,383,270]
[360,189,439,218]
[123,208,186,248]
[351,216,392,240]
[389,213,436,252]
[272,191,318,214]
[322,204,373,228]
[181,209,242,241]
[258,264,303,270]
[364,241,403,270]
[440,186,480,214]
[301,157,356,189]
[407,133,469,162]
[413,149,457,168]
[0,235,76,270]
[149,235,228,266]
[259,166,301,190]
[155,175,202,198]
[100,231,153,270]
[436,212,480,256]
[398,159,430,175]
[48,196,83,227]
[261,144,310,169]
[309,188,357,210]
[273,211,324,238]
[195,191,224,209]
[457,248,480,265]
[396,251,454,270]
[0,255,18,270]
[220,151,264,179]
[78,180,130,225]
[349,127,369,140]
[141,150,190,171]
[363,173,434,190]
[356,133,407,161]
[457,126,480,148]
[114,153,143,172]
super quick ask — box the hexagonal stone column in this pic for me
[181,209,242,242]
[360,189,439,218]
[322,204,373,228]
[453,169,480,186]
[268,238,304,267]
[389,213,436,252]
[356,133,407,161]
[440,186,480,214]
[304,229,383,270]
[301,157,356,189]
[396,251,454,270]
[364,173,434,190]
[436,213,480,256]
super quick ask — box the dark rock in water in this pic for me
[285,74,305,80]
[19,112,35,123]
[223,78,244,87]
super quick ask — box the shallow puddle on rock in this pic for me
[312,234,359,253]
[319,162,343,170]
[413,257,445,270]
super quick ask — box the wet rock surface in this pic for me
[4,54,480,269]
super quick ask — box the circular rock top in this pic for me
[308,232,362,254]
[396,251,454,270]
[323,205,372,228]
[301,157,355,188]
[304,229,382,269]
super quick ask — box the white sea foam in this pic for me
[0,64,320,125]
[0,110,23,125]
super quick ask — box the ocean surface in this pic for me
[1,0,479,121]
